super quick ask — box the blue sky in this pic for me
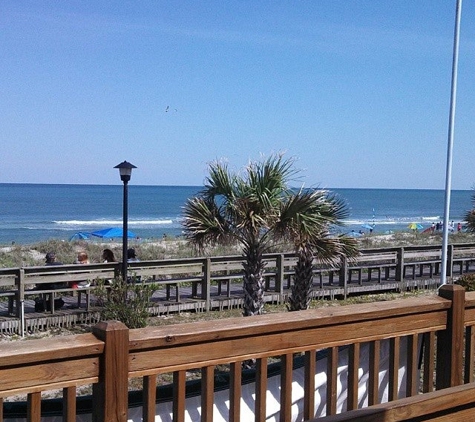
[1,1,474,189]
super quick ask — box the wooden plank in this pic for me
[422,331,435,393]
[172,370,186,422]
[389,337,400,401]
[368,340,380,406]
[201,366,214,422]
[27,391,41,422]
[63,386,77,422]
[280,353,293,422]
[229,362,242,422]
[405,334,418,397]
[143,375,157,422]
[256,357,268,422]
[0,358,99,394]
[464,325,475,383]
[129,295,449,349]
[327,347,338,416]
[312,382,475,422]
[304,350,316,420]
[0,333,103,366]
[347,343,360,411]
[128,311,447,375]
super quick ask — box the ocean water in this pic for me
[0,183,472,246]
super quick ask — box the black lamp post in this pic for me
[114,161,137,281]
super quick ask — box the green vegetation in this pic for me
[2,232,475,270]
[359,231,475,249]
[94,276,156,329]
[455,273,475,291]
[465,190,475,233]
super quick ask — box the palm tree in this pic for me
[182,154,296,316]
[276,189,358,311]
[182,153,358,315]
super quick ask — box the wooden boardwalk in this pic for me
[0,269,441,335]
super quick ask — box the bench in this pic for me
[17,263,117,315]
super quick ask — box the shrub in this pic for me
[94,276,156,329]
[455,273,475,291]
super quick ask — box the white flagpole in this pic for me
[441,0,462,286]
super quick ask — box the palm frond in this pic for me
[275,188,348,241]
[202,162,237,202]
[246,154,297,202]
[309,233,359,266]
[182,197,231,250]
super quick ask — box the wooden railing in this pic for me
[319,284,475,422]
[1,285,475,421]
[2,243,475,334]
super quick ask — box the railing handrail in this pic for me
[1,242,474,279]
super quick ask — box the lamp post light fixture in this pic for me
[114,161,137,282]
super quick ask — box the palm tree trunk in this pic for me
[242,243,266,316]
[289,247,314,311]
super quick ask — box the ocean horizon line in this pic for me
[0,182,471,192]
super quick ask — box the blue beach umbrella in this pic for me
[361,224,374,230]
[69,232,91,241]
[91,227,136,239]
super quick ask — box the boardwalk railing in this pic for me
[2,243,475,334]
[0,285,474,421]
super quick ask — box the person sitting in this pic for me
[127,248,140,262]
[45,252,62,266]
[36,252,65,312]
[102,248,116,262]
[101,249,116,285]
[71,252,91,288]
[76,251,89,264]
[126,248,140,282]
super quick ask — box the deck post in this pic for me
[92,320,129,422]
[16,268,25,318]
[396,247,404,282]
[436,284,465,389]
[18,268,25,335]
[203,258,211,312]
[447,244,454,278]
[339,256,348,298]
[276,254,284,299]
